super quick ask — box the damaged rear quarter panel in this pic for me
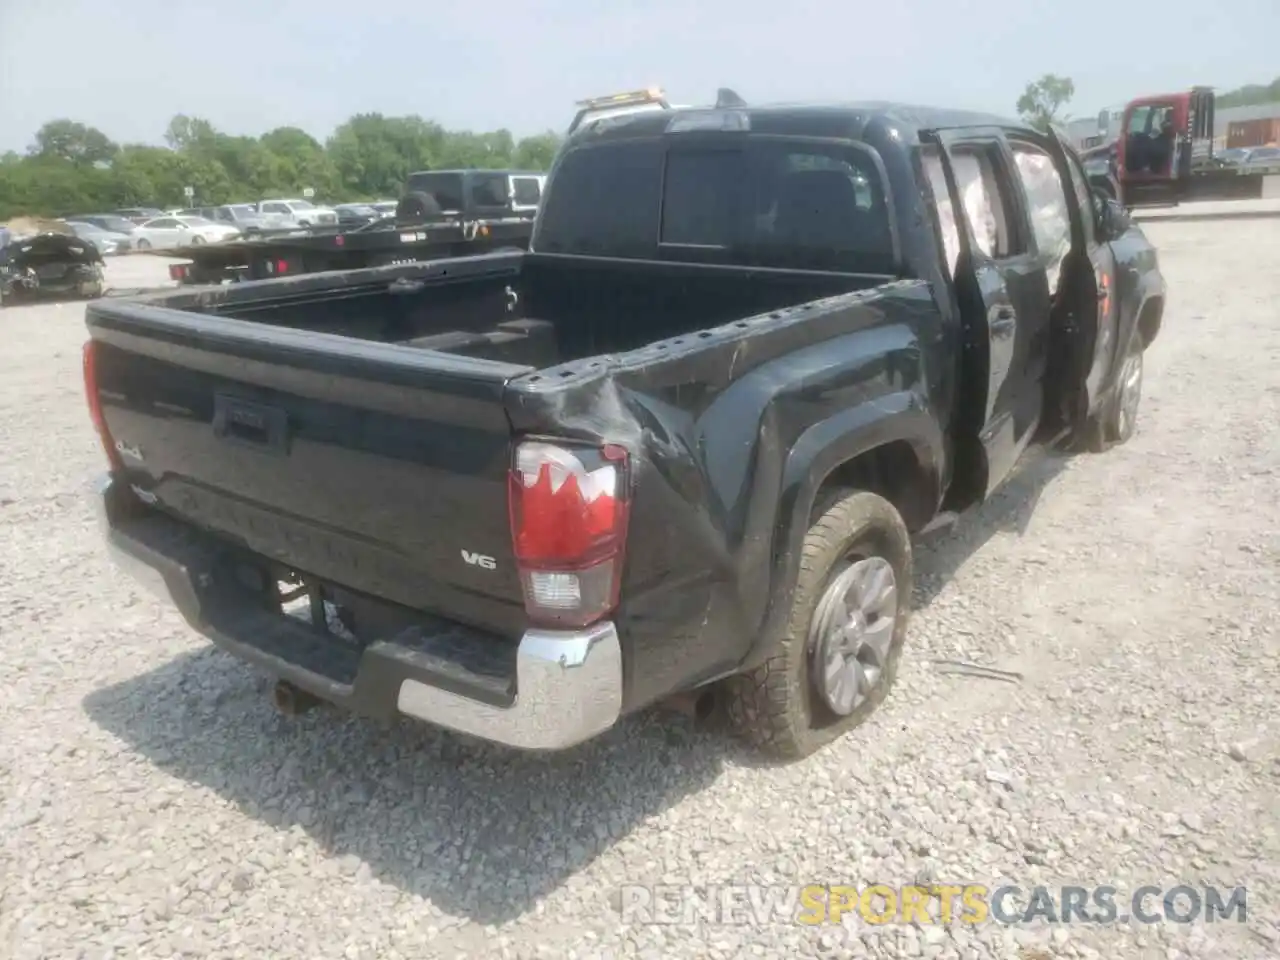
[503,279,949,713]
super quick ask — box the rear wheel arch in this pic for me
[809,439,937,533]
[745,415,942,672]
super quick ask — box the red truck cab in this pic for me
[1114,88,1214,203]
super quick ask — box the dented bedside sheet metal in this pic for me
[503,279,948,709]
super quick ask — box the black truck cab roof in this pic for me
[535,100,1055,285]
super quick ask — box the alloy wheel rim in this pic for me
[809,556,898,716]
[1117,349,1143,439]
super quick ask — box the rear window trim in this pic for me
[539,133,902,272]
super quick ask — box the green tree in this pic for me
[1017,75,1076,132]
[1,110,563,220]
[163,115,219,152]
[1217,77,1280,109]
[513,132,562,170]
[260,127,338,197]
[29,120,118,166]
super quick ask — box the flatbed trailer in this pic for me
[1089,86,1280,210]
[149,217,535,286]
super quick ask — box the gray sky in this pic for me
[1,0,1275,152]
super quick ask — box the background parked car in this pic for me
[114,207,166,224]
[369,200,398,217]
[180,204,293,235]
[131,216,240,249]
[1217,147,1253,168]
[257,198,338,227]
[70,214,139,236]
[1240,145,1280,173]
[334,203,382,227]
[63,220,132,255]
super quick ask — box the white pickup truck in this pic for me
[256,198,339,228]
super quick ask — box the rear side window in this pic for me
[920,143,1018,269]
[512,177,542,205]
[536,138,893,271]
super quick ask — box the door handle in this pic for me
[213,395,291,455]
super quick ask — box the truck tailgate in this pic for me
[86,302,531,637]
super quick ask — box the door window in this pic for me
[920,147,961,275]
[1008,141,1072,292]
[1061,149,1098,245]
[920,142,1016,274]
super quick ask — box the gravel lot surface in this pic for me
[1,236,1277,960]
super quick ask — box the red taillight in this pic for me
[168,263,188,281]
[276,259,288,274]
[82,341,122,471]
[508,441,631,628]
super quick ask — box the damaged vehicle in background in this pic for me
[1,218,105,306]
[84,90,1165,759]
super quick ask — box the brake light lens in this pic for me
[509,441,631,628]
[82,341,122,471]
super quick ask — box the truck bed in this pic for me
[143,251,889,368]
[85,250,904,714]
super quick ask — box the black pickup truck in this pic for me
[85,100,1165,759]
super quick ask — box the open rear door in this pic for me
[921,126,1053,502]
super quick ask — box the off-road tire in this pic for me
[724,489,913,760]
[396,191,443,226]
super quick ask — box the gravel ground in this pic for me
[0,234,1277,960]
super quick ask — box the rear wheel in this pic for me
[396,191,443,225]
[724,489,912,760]
[136,238,151,250]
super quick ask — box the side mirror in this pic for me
[1094,191,1130,240]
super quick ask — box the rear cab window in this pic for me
[534,136,896,272]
